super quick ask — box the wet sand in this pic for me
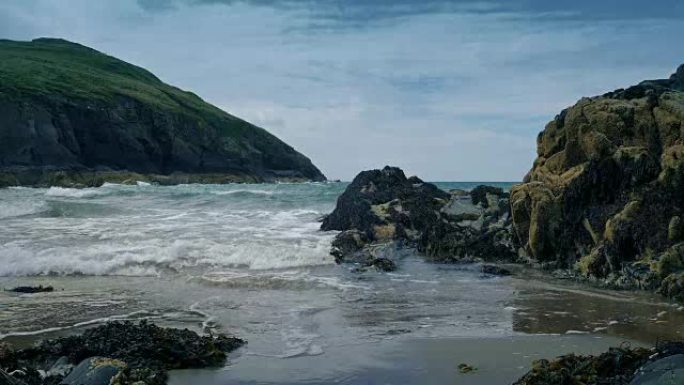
[170,334,645,385]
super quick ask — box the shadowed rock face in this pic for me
[0,38,325,187]
[321,166,518,267]
[511,63,684,299]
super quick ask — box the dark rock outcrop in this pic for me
[321,166,518,267]
[514,341,684,385]
[0,321,244,385]
[7,286,53,294]
[511,63,684,298]
[0,38,325,187]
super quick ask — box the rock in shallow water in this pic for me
[321,166,518,266]
[3,321,245,385]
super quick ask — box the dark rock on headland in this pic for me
[321,166,518,267]
[0,321,245,385]
[511,63,684,298]
[0,38,325,187]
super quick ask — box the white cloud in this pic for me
[1,0,683,180]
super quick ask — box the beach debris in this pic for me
[457,363,477,374]
[7,286,53,294]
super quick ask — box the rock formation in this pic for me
[511,63,684,299]
[0,38,325,187]
[321,166,517,269]
[0,320,244,385]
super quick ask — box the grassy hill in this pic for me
[0,38,325,186]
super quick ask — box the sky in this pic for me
[1,1,683,181]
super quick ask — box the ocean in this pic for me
[1,182,682,384]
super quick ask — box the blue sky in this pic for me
[1,0,683,180]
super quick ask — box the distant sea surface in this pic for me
[1,181,681,385]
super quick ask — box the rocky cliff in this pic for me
[511,63,684,300]
[0,38,325,187]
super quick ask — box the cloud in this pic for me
[1,0,683,180]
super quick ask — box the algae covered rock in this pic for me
[514,346,652,385]
[514,341,684,385]
[322,166,518,266]
[511,63,684,297]
[19,320,244,371]
[4,321,245,385]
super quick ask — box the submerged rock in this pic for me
[510,63,684,298]
[321,166,518,266]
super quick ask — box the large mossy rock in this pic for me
[511,64,684,296]
[321,166,518,266]
[0,38,325,186]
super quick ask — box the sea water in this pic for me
[0,182,682,384]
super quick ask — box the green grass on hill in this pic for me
[0,38,247,135]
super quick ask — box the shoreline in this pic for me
[168,334,646,385]
[0,170,326,188]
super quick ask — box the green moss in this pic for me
[577,250,600,276]
[604,200,641,243]
[656,244,684,277]
[658,272,684,301]
[0,173,19,187]
[669,216,684,242]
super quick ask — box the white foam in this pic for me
[2,184,339,276]
[0,200,46,219]
[212,189,274,196]
[45,187,103,198]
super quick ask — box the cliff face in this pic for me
[0,38,325,186]
[511,64,684,299]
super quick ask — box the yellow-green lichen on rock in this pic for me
[511,63,684,298]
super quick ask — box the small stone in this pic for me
[458,363,477,374]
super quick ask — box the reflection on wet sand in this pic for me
[510,279,684,343]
